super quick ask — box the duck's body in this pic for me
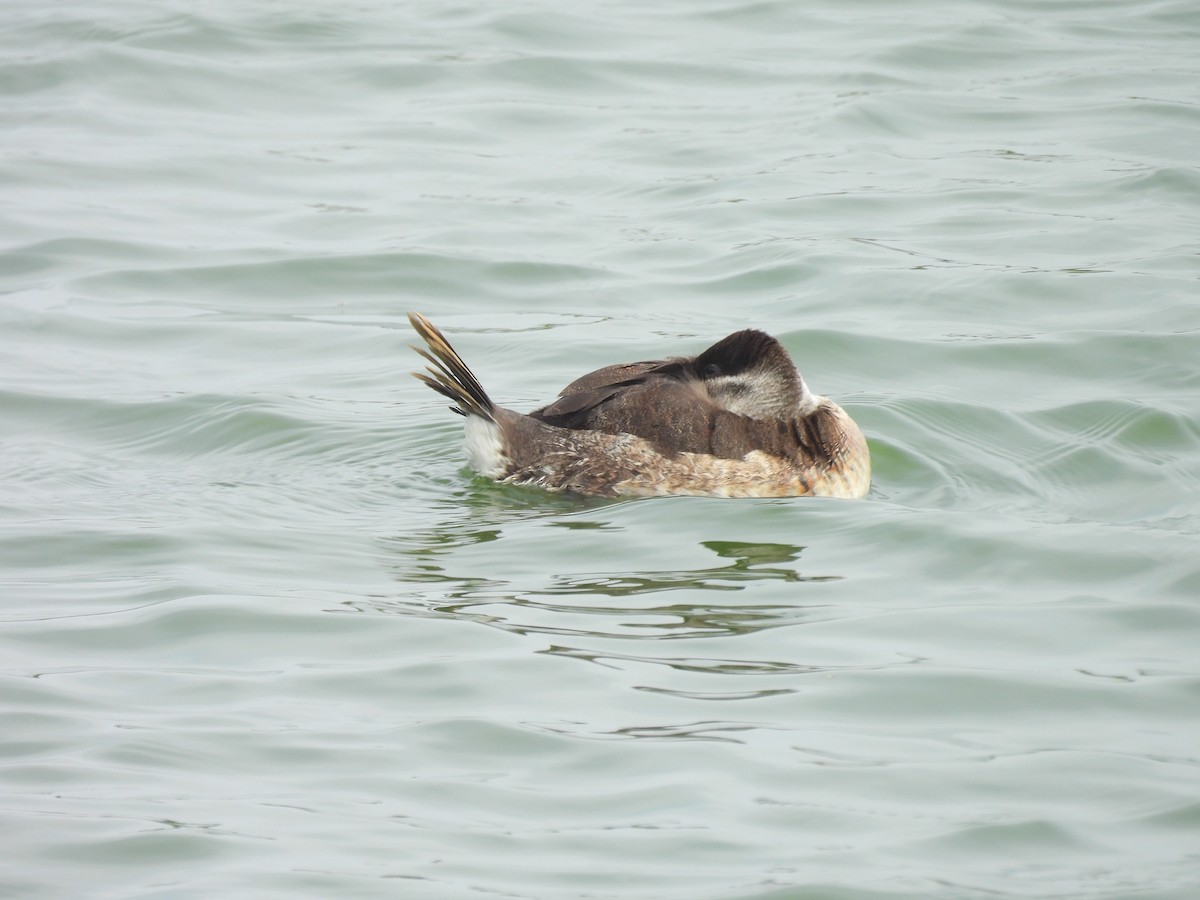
[409,313,870,499]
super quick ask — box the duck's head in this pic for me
[691,329,817,420]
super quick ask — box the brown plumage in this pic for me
[408,312,870,499]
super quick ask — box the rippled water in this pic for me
[3,1,1199,897]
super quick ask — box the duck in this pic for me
[409,312,870,499]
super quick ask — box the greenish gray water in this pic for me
[3,1,1199,897]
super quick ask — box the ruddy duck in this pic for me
[409,313,870,499]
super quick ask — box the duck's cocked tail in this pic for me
[408,312,495,421]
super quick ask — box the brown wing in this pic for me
[530,359,673,424]
[531,364,786,460]
[556,360,669,398]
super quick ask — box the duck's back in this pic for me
[531,365,796,461]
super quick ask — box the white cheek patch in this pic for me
[794,376,819,416]
[463,415,508,477]
[709,370,812,419]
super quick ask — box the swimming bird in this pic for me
[409,313,870,498]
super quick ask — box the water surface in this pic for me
[2,1,1199,897]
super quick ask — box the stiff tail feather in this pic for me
[408,312,495,420]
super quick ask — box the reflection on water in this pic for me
[542,644,920,694]
[370,527,845,640]
[538,719,768,744]
[542,539,840,597]
[542,644,827,675]
[351,519,886,692]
